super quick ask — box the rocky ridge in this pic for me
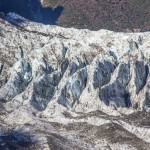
[1,13,150,149]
